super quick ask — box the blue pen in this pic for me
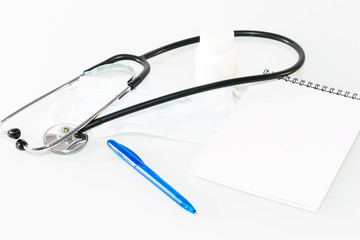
[107,139,197,214]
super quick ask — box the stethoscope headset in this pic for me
[0,30,305,154]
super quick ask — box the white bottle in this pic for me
[195,25,238,86]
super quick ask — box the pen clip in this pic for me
[107,140,144,166]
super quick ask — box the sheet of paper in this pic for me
[191,80,360,212]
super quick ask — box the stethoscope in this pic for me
[0,30,305,154]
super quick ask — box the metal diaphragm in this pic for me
[43,124,88,154]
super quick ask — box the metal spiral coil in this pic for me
[263,69,360,100]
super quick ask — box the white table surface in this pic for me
[1,1,360,239]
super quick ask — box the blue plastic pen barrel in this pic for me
[107,139,196,214]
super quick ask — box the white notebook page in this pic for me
[191,80,360,212]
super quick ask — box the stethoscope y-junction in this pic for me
[0,30,305,154]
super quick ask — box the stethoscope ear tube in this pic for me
[80,30,305,132]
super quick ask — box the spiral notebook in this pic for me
[191,75,360,212]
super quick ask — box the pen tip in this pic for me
[194,211,198,215]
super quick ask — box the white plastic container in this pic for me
[195,25,238,86]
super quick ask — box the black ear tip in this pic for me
[7,128,21,139]
[16,139,28,151]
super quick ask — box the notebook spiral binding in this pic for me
[263,69,360,100]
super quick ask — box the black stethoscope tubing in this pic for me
[80,30,305,132]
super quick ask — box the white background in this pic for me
[1,0,360,239]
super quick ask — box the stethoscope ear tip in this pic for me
[6,128,28,151]
[15,139,27,151]
[7,128,21,139]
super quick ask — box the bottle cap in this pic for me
[199,25,235,53]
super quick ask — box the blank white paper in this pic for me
[191,80,360,212]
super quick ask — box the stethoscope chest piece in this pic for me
[43,124,88,154]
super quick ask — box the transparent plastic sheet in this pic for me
[49,75,246,144]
